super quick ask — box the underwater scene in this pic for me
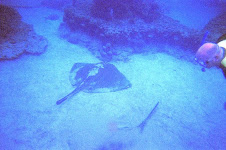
[0,0,226,149]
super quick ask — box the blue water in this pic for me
[0,0,226,150]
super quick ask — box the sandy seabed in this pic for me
[0,7,225,150]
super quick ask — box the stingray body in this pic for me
[56,63,132,105]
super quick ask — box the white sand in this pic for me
[0,6,225,150]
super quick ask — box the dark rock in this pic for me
[202,12,226,43]
[0,5,48,60]
[0,5,22,39]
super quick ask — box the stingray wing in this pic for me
[56,63,131,105]
[69,63,131,93]
[83,63,132,93]
[69,63,98,88]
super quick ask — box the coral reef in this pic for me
[0,5,48,60]
[60,1,201,61]
[201,12,226,43]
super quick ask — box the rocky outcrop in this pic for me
[91,0,161,23]
[60,1,201,61]
[202,12,226,43]
[0,5,48,60]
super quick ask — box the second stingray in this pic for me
[56,63,132,105]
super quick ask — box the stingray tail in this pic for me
[137,102,159,133]
[56,87,82,105]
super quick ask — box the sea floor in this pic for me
[0,6,226,150]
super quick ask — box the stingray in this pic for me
[56,63,132,105]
